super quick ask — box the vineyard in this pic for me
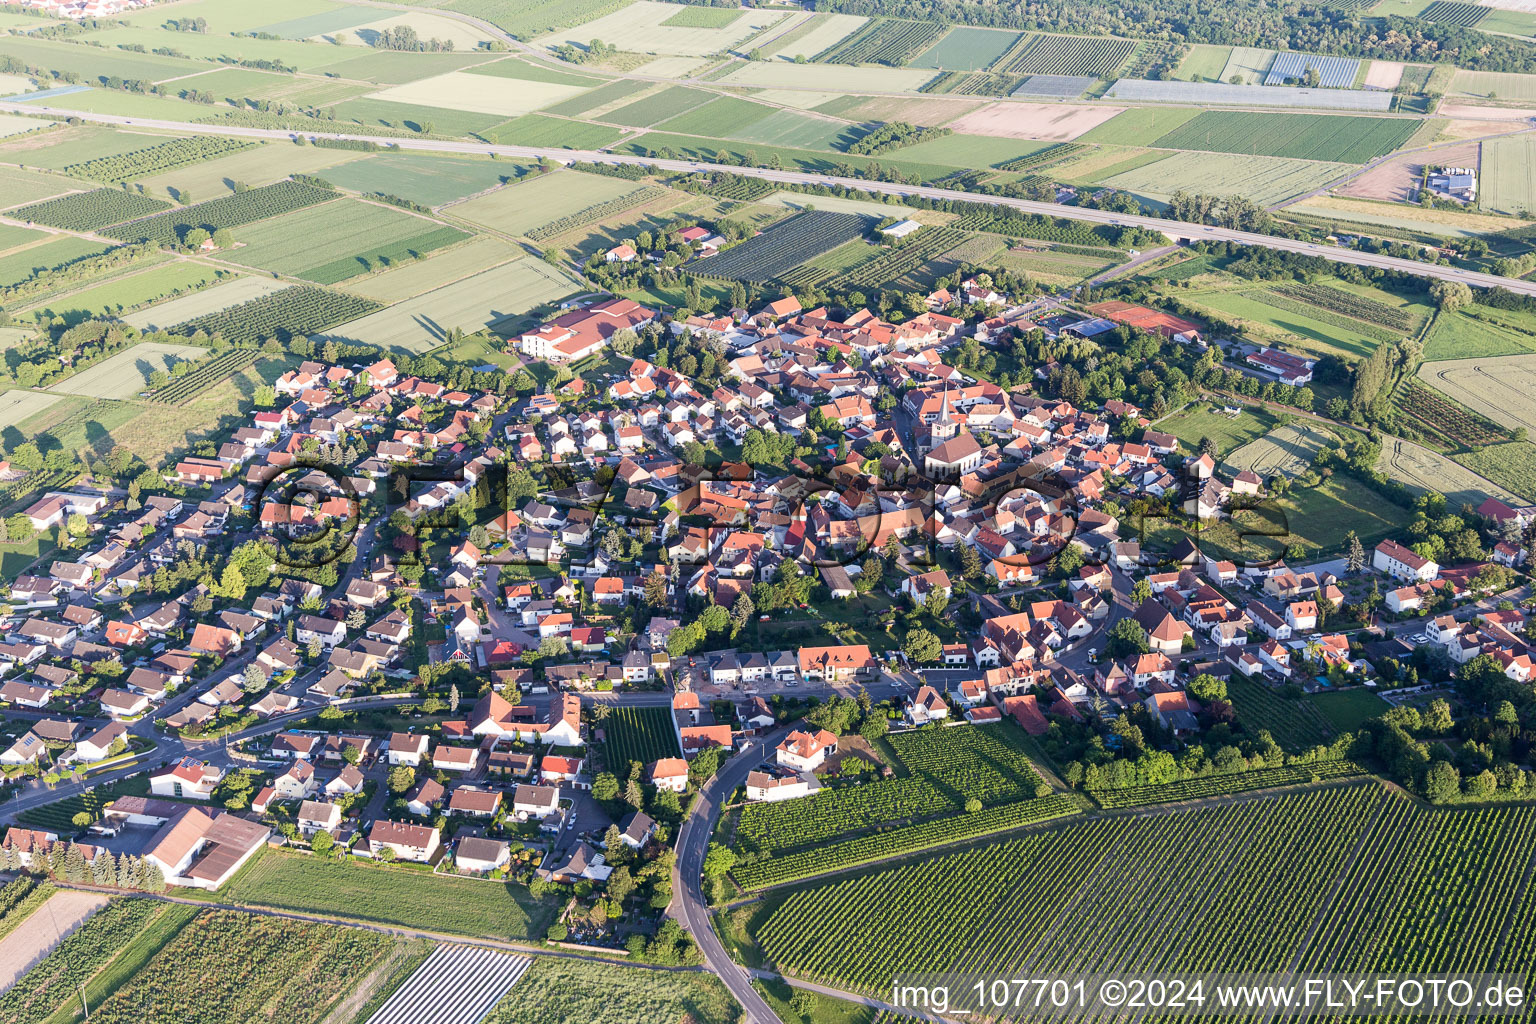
[921,71,1022,96]
[1089,760,1366,808]
[1392,378,1509,448]
[11,189,169,231]
[1419,0,1488,26]
[829,226,964,290]
[525,186,669,242]
[61,137,253,183]
[1225,674,1336,752]
[0,877,54,941]
[103,180,336,245]
[149,349,259,404]
[990,33,1137,77]
[995,143,1086,172]
[751,785,1536,997]
[736,723,1048,856]
[695,210,868,283]
[601,705,682,771]
[82,910,393,1024]
[732,794,1077,890]
[0,897,164,1024]
[818,18,946,66]
[169,286,382,345]
[1271,282,1416,332]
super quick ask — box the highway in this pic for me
[7,104,1536,299]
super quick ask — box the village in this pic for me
[0,258,1533,1008]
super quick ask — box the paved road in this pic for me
[671,728,786,1024]
[8,105,1536,299]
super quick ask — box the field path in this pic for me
[0,889,109,992]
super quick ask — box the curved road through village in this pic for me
[6,105,1536,300]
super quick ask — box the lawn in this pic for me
[218,198,468,282]
[46,341,206,399]
[1188,288,1387,360]
[316,256,581,353]
[221,849,557,941]
[1454,442,1536,502]
[27,261,222,325]
[1156,402,1279,456]
[1143,474,1414,564]
[481,957,740,1024]
[1174,44,1233,82]
[1423,307,1536,360]
[1308,689,1391,732]
[449,171,646,236]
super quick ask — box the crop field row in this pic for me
[0,897,165,1024]
[1392,378,1509,448]
[696,210,868,283]
[754,786,1398,994]
[1272,281,1415,330]
[525,185,670,241]
[732,794,1078,890]
[171,286,382,346]
[736,723,1047,856]
[11,188,169,231]
[83,909,394,1024]
[1090,760,1367,807]
[602,705,682,772]
[150,349,260,405]
[61,137,253,183]
[301,224,469,285]
[1378,436,1521,508]
[1421,346,1536,432]
[103,180,337,245]
[1152,110,1419,163]
[832,226,965,290]
[1224,422,1342,481]
[1455,442,1536,502]
[1419,0,1488,26]
[995,142,1086,171]
[818,18,946,66]
[990,33,1137,77]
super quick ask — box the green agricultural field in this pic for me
[655,94,780,137]
[222,849,556,941]
[0,126,180,172]
[1224,422,1342,480]
[219,199,468,281]
[1423,307,1536,360]
[308,49,499,86]
[449,172,646,236]
[908,26,1022,70]
[1480,136,1536,217]
[27,261,222,324]
[1188,287,1388,359]
[603,706,683,771]
[316,255,581,352]
[602,85,713,127]
[1151,111,1420,163]
[1449,69,1536,102]
[121,276,292,331]
[0,236,113,289]
[135,143,365,203]
[1077,106,1203,146]
[1377,436,1519,508]
[181,66,372,107]
[46,341,207,399]
[1157,402,1279,456]
[0,166,88,208]
[883,133,1057,168]
[1101,151,1351,206]
[479,114,624,150]
[1219,45,1277,84]
[729,108,861,150]
[345,235,522,301]
[328,97,507,137]
[1175,44,1234,82]
[540,79,642,118]
[1454,442,1536,501]
[482,957,740,1024]
[0,35,199,82]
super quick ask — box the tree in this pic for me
[242,662,268,693]
[448,682,460,714]
[607,864,636,902]
[964,797,982,813]
[1425,760,1460,804]
[1130,578,1153,604]
[903,627,941,663]
[702,842,736,880]
[1430,280,1473,311]
[1105,617,1149,657]
[387,766,416,793]
[593,772,620,802]
[311,830,334,854]
[1344,530,1366,574]
[1187,672,1226,703]
[71,810,93,829]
